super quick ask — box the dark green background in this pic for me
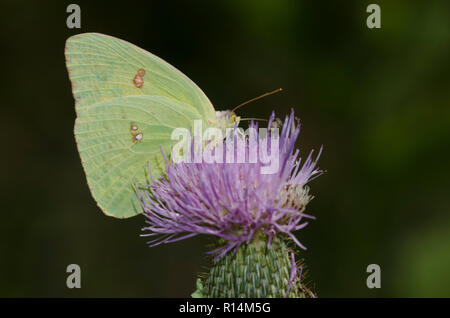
[1,0,449,297]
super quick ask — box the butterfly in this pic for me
[65,33,240,218]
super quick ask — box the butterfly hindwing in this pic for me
[65,33,215,218]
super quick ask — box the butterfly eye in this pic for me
[229,113,235,123]
[130,124,139,131]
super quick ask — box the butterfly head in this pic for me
[213,110,241,131]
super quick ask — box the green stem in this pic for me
[192,235,315,298]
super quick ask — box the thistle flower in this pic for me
[137,110,322,297]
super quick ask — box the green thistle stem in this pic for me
[192,235,315,298]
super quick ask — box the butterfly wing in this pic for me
[65,33,215,218]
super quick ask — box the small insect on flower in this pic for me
[136,110,322,259]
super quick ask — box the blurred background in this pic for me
[0,0,449,297]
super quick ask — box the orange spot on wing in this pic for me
[133,68,146,88]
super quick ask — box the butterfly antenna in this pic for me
[239,118,268,122]
[232,88,283,113]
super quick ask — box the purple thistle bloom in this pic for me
[137,110,322,259]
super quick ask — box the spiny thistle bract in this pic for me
[136,110,322,297]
